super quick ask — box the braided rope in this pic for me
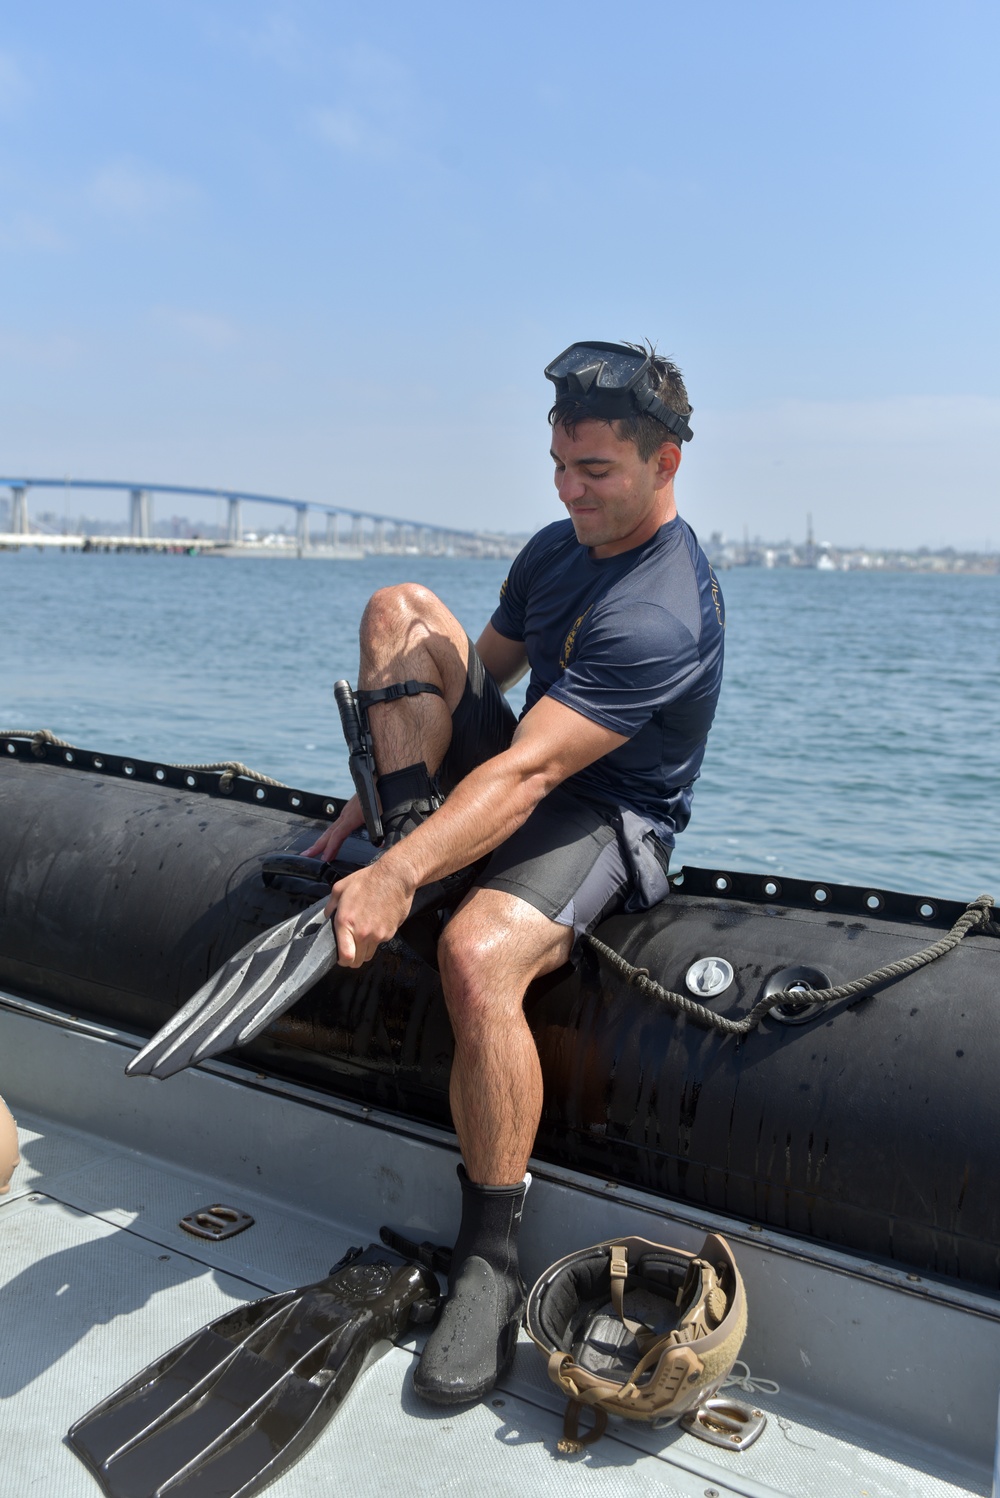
[164,760,286,788]
[0,729,285,788]
[0,728,73,754]
[585,894,996,1038]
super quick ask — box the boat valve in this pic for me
[763,965,831,1026]
[685,957,735,998]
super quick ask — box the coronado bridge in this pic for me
[0,478,517,557]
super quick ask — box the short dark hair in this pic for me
[548,340,691,462]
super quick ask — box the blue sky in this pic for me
[2,1,997,548]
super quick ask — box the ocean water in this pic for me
[1,550,996,903]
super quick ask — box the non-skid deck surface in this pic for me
[0,1000,992,1498]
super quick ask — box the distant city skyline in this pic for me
[2,3,998,550]
[2,470,997,555]
[4,490,995,567]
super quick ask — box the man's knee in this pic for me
[438,906,546,1036]
[360,583,441,644]
[359,584,468,700]
[438,895,573,1028]
[438,918,504,1027]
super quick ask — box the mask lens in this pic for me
[546,343,648,391]
[592,348,647,389]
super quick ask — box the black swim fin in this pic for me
[68,1245,440,1498]
[126,855,480,1082]
[126,895,337,1080]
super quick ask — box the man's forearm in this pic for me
[325,695,627,961]
[375,693,628,896]
[379,749,553,893]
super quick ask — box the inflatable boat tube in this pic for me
[1,737,997,1288]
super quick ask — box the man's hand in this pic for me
[302,794,366,862]
[306,798,416,968]
[325,855,416,968]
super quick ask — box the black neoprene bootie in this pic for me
[376,763,443,847]
[412,1165,528,1406]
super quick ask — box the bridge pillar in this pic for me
[350,515,363,548]
[130,489,151,540]
[325,512,338,549]
[296,505,309,556]
[373,520,385,554]
[227,497,242,545]
[10,486,28,535]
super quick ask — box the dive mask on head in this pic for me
[545,341,693,442]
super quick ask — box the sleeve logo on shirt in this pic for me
[559,604,593,670]
[499,576,508,599]
[709,566,725,629]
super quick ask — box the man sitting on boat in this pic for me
[304,340,725,1406]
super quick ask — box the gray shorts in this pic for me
[438,640,671,942]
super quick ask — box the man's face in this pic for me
[550,419,679,558]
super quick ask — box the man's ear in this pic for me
[654,441,682,486]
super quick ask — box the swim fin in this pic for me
[126,896,336,1080]
[126,857,480,1081]
[68,1245,440,1498]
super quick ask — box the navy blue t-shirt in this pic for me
[491,516,725,842]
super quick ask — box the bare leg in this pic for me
[358,584,469,774]
[357,584,566,1181]
[414,888,571,1404]
[439,887,574,1185]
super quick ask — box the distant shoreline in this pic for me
[2,535,995,573]
[0,535,521,560]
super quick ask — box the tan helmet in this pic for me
[525,1231,747,1452]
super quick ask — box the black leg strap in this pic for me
[356,680,444,710]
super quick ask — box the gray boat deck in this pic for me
[1,992,996,1498]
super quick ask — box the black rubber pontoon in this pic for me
[2,738,998,1288]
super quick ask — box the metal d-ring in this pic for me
[679,1397,768,1449]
